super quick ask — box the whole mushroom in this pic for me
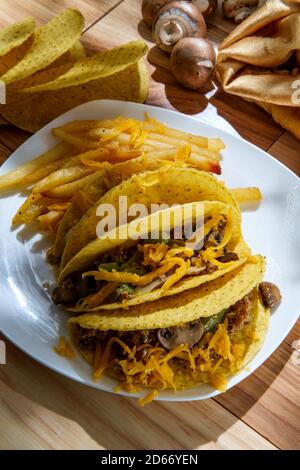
[158,320,204,349]
[259,282,281,310]
[192,0,218,17]
[222,0,259,24]
[171,36,216,89]
[152,1,207,52]
[141,0,173,27]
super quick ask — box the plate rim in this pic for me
[0,99,299,402]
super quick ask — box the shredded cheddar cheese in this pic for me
[160,257,189,291]
[78,282,119,309]
[100,119,137,142]
[140,243,169,266]
[89,317,246,405]
[139,390,159,406]
[54,336,75,358]
[84,260,182,286]
[82,210,237,307]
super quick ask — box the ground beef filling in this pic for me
[77,290,256,363]
[52,221,239,307]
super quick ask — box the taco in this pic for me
[52,201,250,311]
[50,157,172,264]
[69,256,271,394]
[59,166,241,269]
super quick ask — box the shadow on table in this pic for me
[0,335,291,450]
[145,42,283,148]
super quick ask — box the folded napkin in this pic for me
[216,0,300,139]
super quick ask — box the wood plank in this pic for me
[215,341,300,450]
[268,131,300,177]
[0,336,276,450]
[0,140,11,165]
[286,320,300,347]
[0,126,30,153]
[82,0,283,150]
[0,0,121,30]
[0,0,298,451]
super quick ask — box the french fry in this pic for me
[32,165,93,193]
[47,202,70,211]
[99,118,137,142]
[22,156,76,185]
[144,137,221,162]
[188,154,221,174]
[143,116,225,151]
[52,128,100,150]
[0,142,72,192]
[44,170,107,198]
[144,147,221,173]
[13,194,68,225]
[231,187,262,205]
[208,138,225,152]
[54,118,123,134]
[38,210,64,233]
[9,115,226,234]
[145,148,178,160]
[86,128,115,140]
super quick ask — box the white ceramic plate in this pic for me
[0,100,299,402]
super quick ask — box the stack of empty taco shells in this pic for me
[216,0,300,140]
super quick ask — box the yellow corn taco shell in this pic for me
[58,201,249,310]
[0,60,149,132]
[23,41,148,92]
[0,37,33,78]
[1,8,84,84]
[0,17,35,57]
[69,255,265,331]
[60,167,241,269]
[52,157,168,263]
[70,256,269,392]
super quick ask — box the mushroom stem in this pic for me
[159,20,184,46]
[152,1,206,52]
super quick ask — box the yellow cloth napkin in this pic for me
[216,0,300,139]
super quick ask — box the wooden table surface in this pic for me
[0,0,299,451]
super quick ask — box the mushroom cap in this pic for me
[171,36,216,90]
[259,282,281,310]
[158,320,204,349]
[192,0,218,18]
[222,0,259,19]
[142,0,173,27]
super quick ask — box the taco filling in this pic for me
[72,288,268,393]
[52,212,241,310]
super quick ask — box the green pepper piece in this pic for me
[202,309,228,333]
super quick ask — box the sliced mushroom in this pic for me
[222,0,259,24]
[259,282,281,310]
[152,1,206,52]
[158,320,204,349]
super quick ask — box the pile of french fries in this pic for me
[0,114,261,234]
